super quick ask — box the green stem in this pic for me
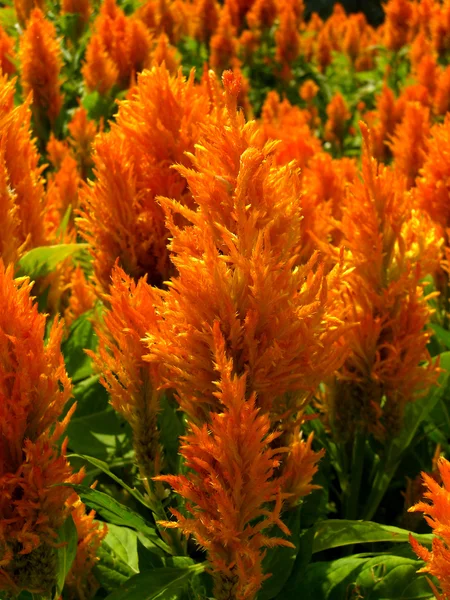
[345,432,366,520]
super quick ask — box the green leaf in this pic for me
[66,406,131,459]
[430,324,450,350]
[275,527,315,599]
[68,453,151,511]
[312,520,433,555]
[158,393,185,474]
[259,508,302,600]
[103,524,140,573]
[95,541,137,592]
[16,243,89,279]
[54,514,78,599]
[68,484,170,554]
[62,311,97,383]
[299,553,433,600]
[104,563,207,600]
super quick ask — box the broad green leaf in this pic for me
[275,527,315,599]
[299,553,433,600]
[71,375,109,417]
[103,524,140,573]
[312,520,433,554]
[430,324,450,350]
[66,407,131,459]
[62,311,97,383]
[104,563,206,600]
[16,243,89,279]
[95,542,137,592]
[68,484,170,554]
[54,514,78,599]
[68,453,151,511]
[259,508,302,600]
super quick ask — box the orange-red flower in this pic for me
[64,265,96,327]
[409,456,450,600]
[0,26,16,76]
[78,65,214,292]
[324,92,351,150]
[155,327,294,600]
[275,1,301,80]
[19,8,64,124]
[67,106,99,179]
[0,77,47,260]
[210,5,239,73]
[0,260,82,594]
[90,266,163,487]
[384,0,414,51]
[13,0,44,26]
[192,0,220,43]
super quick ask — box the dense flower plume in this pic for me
[4,0,450,597]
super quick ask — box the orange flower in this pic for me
[78,65,213,292]
[316,27,332,72]
[384,0,414,51]
[83,0,151,91]
[389,101,430,188]
[67,106,99,179]
[434,66,450,117]
[64,265,96,327]
[192,0,220,43]
[299,79,319,103]
[320,124,441,441]
[431,0,450,58]
[0,77,47,257]
[409,457,450,600]
[275,2,300,80]
[155,329,294,600]
[45,154,81,237]
[63,494,107,600]
[246,0,277,31]
[415,55,439,98]
[324,92,351,150]
[145,72,349,425]
[0,145,22,266]
[47,133,72,170]
[19,8,64,124]
[13,0,44,26]
[0,260,82,595]
[210,4,239,73]
[150,33,180,73]
[90,266,163,487]
[82,34,119,95]
[0,26,16,76]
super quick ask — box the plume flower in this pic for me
[82,34,119,95]
[13,0,44,26]
[320,123,441,441]
[0,26,16,76]
[0,261,82,595]
[155,330,294,600]
[89,266,163,488]
[64,266,96,327]
[61,0,91,36]
[151,33,180,73]
[384,0,414,51]
[67,106,99,179]
[210,5,239,73]
[145,72,349,426]
[19,9,64,124]
[78,65,214,292]
[409,457,450,600]
[0,77,47,257]
[275,2,301,80]
[246,0,277,31]
[389,101,430,188]
[192,0,220,43]
[324,92,351,151]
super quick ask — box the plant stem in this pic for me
[345,431,366,520]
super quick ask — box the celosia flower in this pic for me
[19,9,64,124]
[316,27,332,72]
[210,4,239,73]
[150,33,180,73]
[275,2,301,80]
[63,493,107,600]
[191,0,220,43]
[409,457,450,600]
[0,145,22,266]
[82,35,119,95]
[13,0,44,26]
[384,0,414,51]
[299,79,319,103]
[145,72,349,427]
[0,76,47,255]
[434,66,450,117]
[83,0,151,92]
[389,101,430,188]
[90,266,163,489]
[67,106,99,179]
[47,133,72,170]
[431,0,450,58]
[78,65,214,292]
[64,265,96,328]
[246,0,277,31]
[320,124,441,441]
[155,327,295,600]
[0,260,82,595]
[45,154,81,237]
[324,92,351,151]
[0,26,16,76]
[415,55,439,98]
